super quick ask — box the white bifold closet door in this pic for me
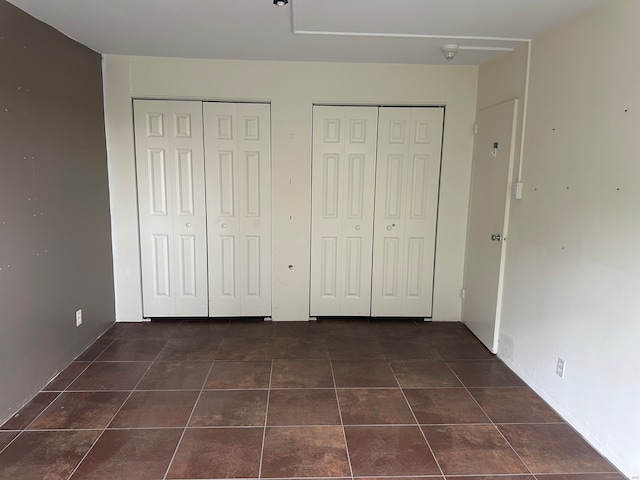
[204,102,272,317]
[310,105,444,318]
[134,100,208,317]
[371,107,444,317]
[310,106,379,316]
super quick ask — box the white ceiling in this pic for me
[8,0,602,65]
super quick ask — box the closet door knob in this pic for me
[186,223,191,228]
[355,225,361,231]
[221,223,228,229]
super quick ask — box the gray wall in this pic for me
[0,0,115,422]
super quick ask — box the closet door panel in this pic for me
[372,107,443,317]
[400,108,443,317]
[143,143,173,313]
[205,103,241,315]
[134,100,208,317]
[310,106,378,316]
[372,108,410,316]
[204,102,271,317]
[341,108,377,316]
[237,103,271,315]
[173,137,208,316]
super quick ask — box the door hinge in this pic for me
[473,123,478,135]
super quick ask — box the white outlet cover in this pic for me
[76,309,82,326]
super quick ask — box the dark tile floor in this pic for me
[0,319,626,480]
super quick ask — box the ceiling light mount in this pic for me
[441,44,459,61]
[273,0,288,5]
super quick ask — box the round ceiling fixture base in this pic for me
[442,44,459,61]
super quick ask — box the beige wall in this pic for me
[478,1,640,476]
[476,43,529,183]
[104,56,478,322]
[0,0,115,423]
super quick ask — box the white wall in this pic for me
[481,1,640,476]
[103,56,478,322]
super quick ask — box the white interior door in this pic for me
[204,102,272,317]
[134,100,208,317]
[462,99,518,352]
[310,106,378,316]
[371,107,444,317]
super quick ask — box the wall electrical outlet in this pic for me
[75,309,82,327]
[556,357,566,378]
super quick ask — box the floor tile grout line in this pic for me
[257,359,274,479]
[68,337,175,479]
[22,427,179,432]
[160,336,222,480]
[445,361,536,477]
[330,358,355,480]
[43,361,92,393]
[389,358,446,478]
[104,420,580,430]
[57,339,113,393]
[78,336,116,362]
[0,433,21,456]
[11,334,114,428]
[18,391,63,431]
[65,345,164,480]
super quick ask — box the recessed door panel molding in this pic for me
[204,102,272,317]
[149,149,168,216]
[349,119,367,143]
[406,237,425,297]
[310,106,379,316]
[324,119,341,143]
[371,107,444,317]
[381,237,401,298]
[177,234,197,297]
[389,120,406,143]
[409,154,429,219]
[243,116,260,140]
[219,235,237,297]
[347,154,366,219]
[217,151,235,217]
[147,112,164,137]
[216,115,233,140]
[174,113,192,138]
[152,234,171,298]
[414,120,431,144]
[176,150,195,216]
[320,236,338,298]
[344,236,363,297]
[134,99,208,317]
[384,154,404,219]
[322,154,340,218]
[244,236,261,297]
[244,152,261,217]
